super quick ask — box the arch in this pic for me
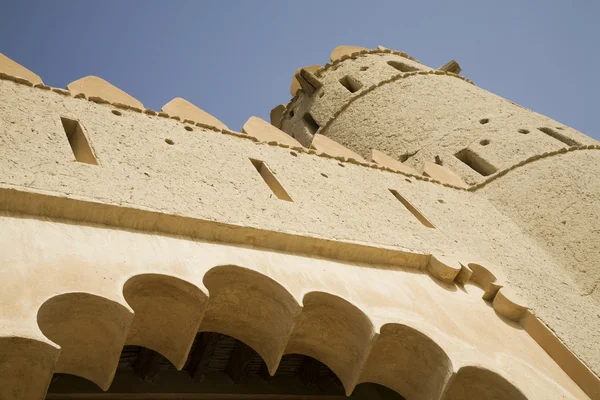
[123,273,208,369]
[200,265,301,375]
[0,336,59,400]
[37,292,133,390]
[285,292,375,395]
[456,260,503,301]
[442,366,528,400]
[359,323,453,400]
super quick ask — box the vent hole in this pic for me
[518,129,530,134]
[455,148,497,176]
[338,163,345,167]
[480,139,490,146]
[60,117,98,165]
[405,179,412,183]
[290,151,298,157]
[184,126,193,132]
[389,189,435,228]
[479,118,489,125]
[321,173,328,178]
[538,127,580,146]
[360,66,369,71]
[250,159,293,202]
[112,110,122,116]
[303,112,320,135]
[387,61,418,73]
[339,75,363,93]
[165,138,174,145]
[288,110,295,118]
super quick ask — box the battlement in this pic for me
[0,50,599,399]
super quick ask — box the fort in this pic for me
[0,45,598,399]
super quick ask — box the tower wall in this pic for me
[279,51,597,185]
[478,149,600,372]
[280,51,428,146]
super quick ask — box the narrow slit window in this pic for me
[303,112,320,135]
[250,159,293,202]
[387,60,418,73]
[389,189,435,228]
[455,148,496,176]
[60,117,98,164]
[338,75,363,93]
[538,127,580,146]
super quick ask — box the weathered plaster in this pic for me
[0,48,599,399]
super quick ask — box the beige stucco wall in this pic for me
[0,75,598,397]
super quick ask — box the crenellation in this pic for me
[67,75,144,109]
[0,53,43,85]
[0,70,504,188]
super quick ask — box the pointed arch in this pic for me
[285,292,376,395]
[359,323,453,400]
[200,265,301,375]
[123,273,208,369]
[37,292,133,390]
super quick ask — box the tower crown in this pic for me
[279,46,595,185]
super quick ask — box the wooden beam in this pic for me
[187,332,221,381]
[225,340,255,384]
[133,348,163,382]
[299,356,320,386]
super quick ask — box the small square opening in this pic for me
[60,117,98,165]
[455,148,496,176]
[303,113,320,135]
[250,159,293,202]
[339,75,363,93]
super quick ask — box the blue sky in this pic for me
[1,1,598,139]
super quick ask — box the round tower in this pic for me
[277,46,597,184]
